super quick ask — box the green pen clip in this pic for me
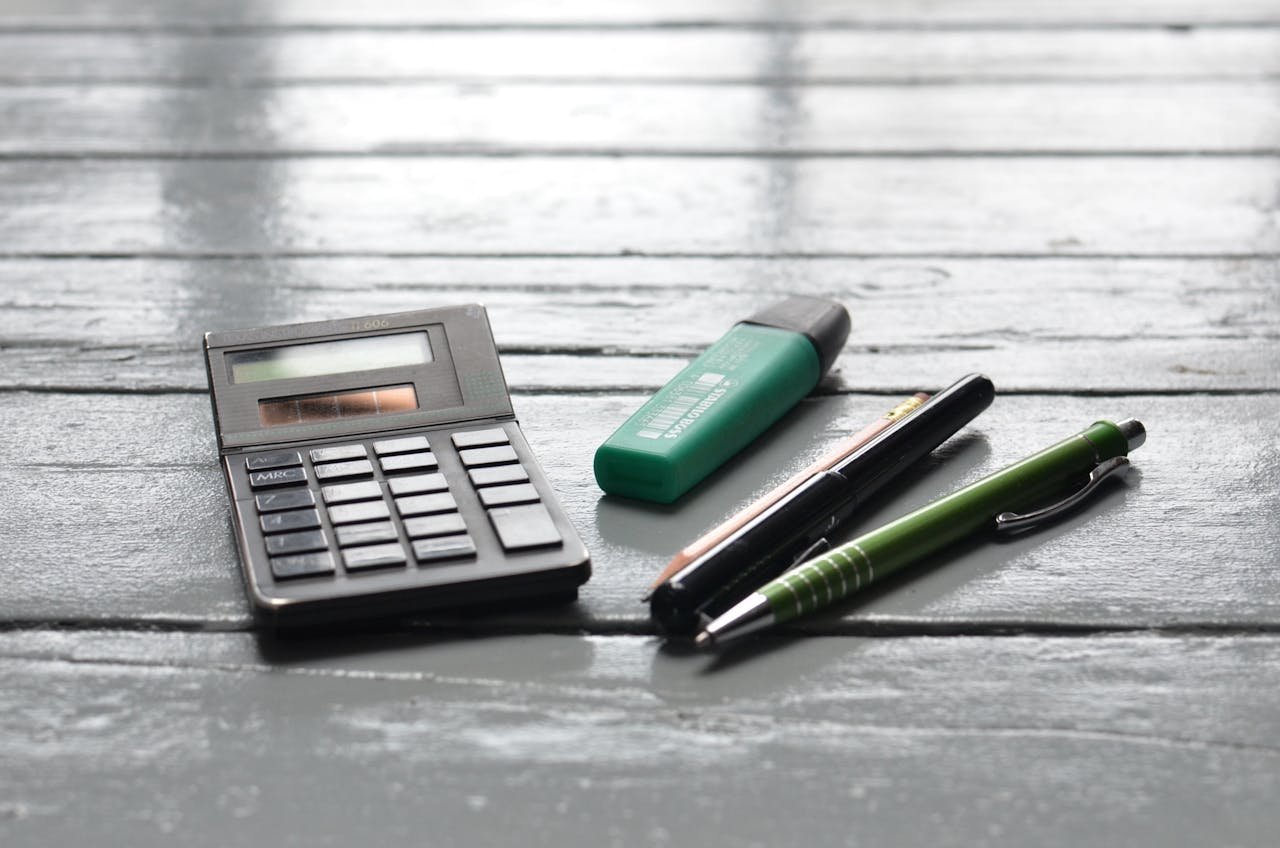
[994,456,1131,534]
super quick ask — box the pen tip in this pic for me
[640,591,653,603]
[694,631,713,650]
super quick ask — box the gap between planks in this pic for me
[4,619,1280,639]
[2,150,1278,160]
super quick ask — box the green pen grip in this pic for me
[762,420,1132,623]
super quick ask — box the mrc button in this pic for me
[249,467,307,489]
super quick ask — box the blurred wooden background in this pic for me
[2,2,1278,845]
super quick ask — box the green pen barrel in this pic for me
[761,420,1133,622]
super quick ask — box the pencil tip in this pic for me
[694,631,713,649]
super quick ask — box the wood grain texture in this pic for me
[1,0,1278,28]
[3,29,1277,83]
[2,0,1277,842]
[1,390,1275,628]
[2,257,1276,392]
[2,158,1278,256]
[2,629,1278,847]
[6,82,1275,155]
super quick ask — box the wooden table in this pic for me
[3,2,1278,845]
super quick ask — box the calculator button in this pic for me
[265,529,329,556]
[478,483,541,508]
[402,513,467,539]
[374,435,431,456]
[270,551,335,580]
[396,492,457,517]
[488,503,563,551]
[321,481,382,504]
[412,535,477,563]
[459,445,519,467]
[335,521,399,547]
[245,450,302,471]
[255,488,316,513]
[343,543,407,572]
[309,444,367,464]
[451,428,510,449]
[249,467,308,489]
[328,499,391,525]
[388,473,448,496]
[314,459,374,480]
[259,508,321,534]
[468,464,530,488]
[380,452,438,474]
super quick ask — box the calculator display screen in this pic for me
[258,384,418,428]
[227,332,433,384]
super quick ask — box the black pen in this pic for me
[648,373,995,635]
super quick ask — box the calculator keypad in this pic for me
[233,423,567,584]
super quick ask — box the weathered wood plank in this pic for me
[3,29,1277,83]
[6,82,1274,155]
[1,0,1278,28]
[2,629,1278,847]
[1,391,1275,628]
[2,257,1276,392]
[2,158,1277,256]
[8,341,1277,395]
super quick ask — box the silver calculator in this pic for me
[204,304,591,627]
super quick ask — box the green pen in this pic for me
[695,418,1147,648]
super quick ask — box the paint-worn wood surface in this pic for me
[1,1,1277,845]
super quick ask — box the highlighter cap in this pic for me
[740,296,851,376]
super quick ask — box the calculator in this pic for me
[203,304,591,627]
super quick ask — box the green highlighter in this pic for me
[594,296,851,503]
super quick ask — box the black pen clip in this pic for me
[994,457,1131,534]
[790,536,831,567]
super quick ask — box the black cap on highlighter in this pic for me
[740,296,852,377]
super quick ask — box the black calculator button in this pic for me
[380,452,438,474]
[270,551,335,580]
[259,508,322,534]
[374,435,431,456]
[245,450,302,471]
[478,483,541,508]
[255,488,316,513]
[488,503,563,551]
[451,428,510,449]
[343,543,407,572]
[328,500,391,525]
[402,513,467,539]
[388,473,448,496]
[314,459,375,480]
[412,535,477,563]
[249,467,308,489]
[459,445,519,467]
[468,464,530,488]
[335,521,399,547]
[265,529,329,556]
[309,444,367,464]
[321,481,382,504]
[396,492,457,517]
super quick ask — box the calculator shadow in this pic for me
[251,592,586,664]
